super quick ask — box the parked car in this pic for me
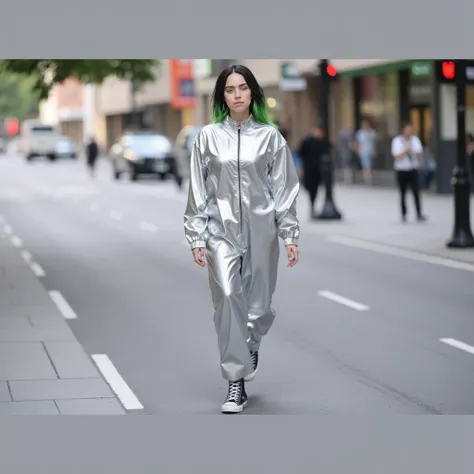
[21,120,60,161]
[55,136,78,159]
[173,125,202,179]
[108,131,178,181]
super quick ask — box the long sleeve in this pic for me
[184,141,209,249]
[269,143,300,246]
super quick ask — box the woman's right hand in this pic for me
[192,247,206,267]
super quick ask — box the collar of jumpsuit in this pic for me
[223,113,257,132]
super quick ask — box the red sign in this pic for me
[170,60,195,109]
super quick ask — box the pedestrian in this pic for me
[85,136,99,179]
[391,121,427,222]
[280,127,303,178]
[183,64,300,414]
[354,119,377,185]
[297,125,328,219]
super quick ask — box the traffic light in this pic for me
[5,118,19,136]
[441,61,455,80]
[318,60,338,81]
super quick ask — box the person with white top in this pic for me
[391,122,427,222]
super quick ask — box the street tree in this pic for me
[0,59,159,100]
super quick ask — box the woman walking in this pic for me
[184,64,300,414]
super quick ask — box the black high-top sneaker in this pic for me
[244,351,259,382]
[221,379,247,414]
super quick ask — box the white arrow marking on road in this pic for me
[139,221,159,232]
[49,290,78,319]
[440,338,474,356]
[91,354,144,410]
[318,290,370,312]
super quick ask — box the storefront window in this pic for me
[359,73,398,138]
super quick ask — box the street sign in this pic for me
[279,62,307,91]
[411,61,432,77]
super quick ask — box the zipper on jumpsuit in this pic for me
[237,125,243,235]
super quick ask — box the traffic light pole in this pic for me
[316,59,342,221]
[446,59,474,248]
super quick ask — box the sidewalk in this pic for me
[303,184,474,264]
[0,224,125,415]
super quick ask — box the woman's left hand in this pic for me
[286,245,299,268]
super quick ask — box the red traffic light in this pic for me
[327,64,337,77]
[442,61,455,80]
[5,118,19,136]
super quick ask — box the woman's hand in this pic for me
[286,245,299,268]
[192,247,206,267]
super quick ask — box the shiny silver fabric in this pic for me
[184,114,300,381]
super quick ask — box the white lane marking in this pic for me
[20,250,45,277]
[110,210,123,221]
[327,235,474,272]
[21,250,32,263]
[11,235,22,248]
[30,262,46,277]
[48,290,78,319]
[91,354,144,410]
[440,338,474,356]
[139,221,159,232]
[318,290,370,312]
[4,224,12,234]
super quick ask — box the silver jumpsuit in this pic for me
[184,114,300,382]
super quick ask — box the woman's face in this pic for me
[224,73,252,115]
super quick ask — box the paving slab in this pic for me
[0,317,32,330]
[0,381,11,402]
[55,398,125,415]
[44,341,101,379]
[0,342,58,381]
[0,400,59,415]
[9,378,114,401]
[0,326,76,343]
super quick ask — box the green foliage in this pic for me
[0,59,159,100]
[0,72,40,121]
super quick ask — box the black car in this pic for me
[109,131,178,181]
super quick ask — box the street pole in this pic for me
[446,59,474,248]
[130,80,140,130]
[316,59,342,221]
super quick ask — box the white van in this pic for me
[21,119,60,161]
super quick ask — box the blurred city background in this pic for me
[1,59,474,416]
[1,59,472,193]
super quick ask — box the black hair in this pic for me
[211,64,276,126]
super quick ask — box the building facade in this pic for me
[39,59,474,194]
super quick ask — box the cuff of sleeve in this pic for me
[284,237,298,247]
[190,240,206,249]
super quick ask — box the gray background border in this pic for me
[0,0,473,472]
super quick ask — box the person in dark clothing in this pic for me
[297,126,328,219]
[86,137,99,179]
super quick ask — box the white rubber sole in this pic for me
[221,400,248,414]
[244,366,258,382]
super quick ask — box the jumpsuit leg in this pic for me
[241,232,280,354]
[206,237,254,382]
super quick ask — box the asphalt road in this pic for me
[1,152,474,415]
